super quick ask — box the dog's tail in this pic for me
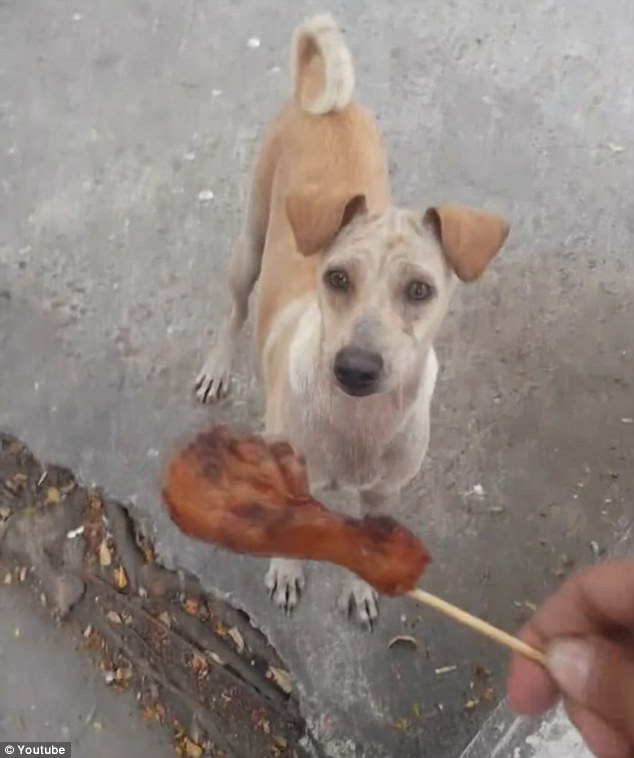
[291,14,355,115]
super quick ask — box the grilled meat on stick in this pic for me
[163,425,544,665]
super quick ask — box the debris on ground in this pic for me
[388,635,418,650]
[0,433,311,758]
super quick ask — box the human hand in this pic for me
[507,558,634,758]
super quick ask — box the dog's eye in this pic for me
[325,269,350,291]
[406,280,433,302]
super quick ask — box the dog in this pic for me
[195,13,509,627]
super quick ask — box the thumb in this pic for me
[547,636,634,740]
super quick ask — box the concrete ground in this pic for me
[0,585,174,755]
[1,0,633,756]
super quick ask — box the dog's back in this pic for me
[251,14,391,348]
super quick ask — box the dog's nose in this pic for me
[333,347,384,396]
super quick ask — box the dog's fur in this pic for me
[195,13,509,626]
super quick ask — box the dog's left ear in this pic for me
[423,205,510,282]
[286,188,367,256]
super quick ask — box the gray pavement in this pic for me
[1,1,633,756]
[0,585,173,754]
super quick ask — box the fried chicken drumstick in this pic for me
[163,425,545,665]
[163,425,429,595]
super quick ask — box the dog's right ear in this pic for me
[286,188,366,256]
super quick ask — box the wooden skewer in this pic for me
[407,588,546,666]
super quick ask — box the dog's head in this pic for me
[286,188,509,398]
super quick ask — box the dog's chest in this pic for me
[283,397,410,490]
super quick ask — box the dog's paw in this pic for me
[265,559,305,613]
[195,350,232,403]
[338,577,379,630]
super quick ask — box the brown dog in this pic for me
[195,13,509,626]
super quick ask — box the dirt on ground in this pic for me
[0,433,314,758]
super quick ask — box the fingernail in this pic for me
[546,639,593,700]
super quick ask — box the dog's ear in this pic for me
[286,188,367,256]
[423,205,509,282]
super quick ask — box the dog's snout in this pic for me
[333,347,384,396]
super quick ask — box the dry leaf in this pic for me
[388,635,418,650]
[213,620,229,638]
[464,698,478,711]
[482,687,495,702]
[412,703,421,719]
[5,475,26,494]
[393,718,410,732]
[473,664,492,680]
[99,541,112,567]
[46,487,61,505]
[142,705,160,723]
[184,597,199,616]
[190,653,209,677]
[228,626,245,653]
[113,566,128,590]
[115,667,132,683]
[106,611,122,625]
[267,666,292,694]
[157,611,171,628]
[184,739,203,758]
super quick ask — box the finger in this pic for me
[508,560,634,716]
[508,625,558,714]
[564,700,632,758]
[548,635,634,742]
[574,559,634,629]
[519,560,634,646]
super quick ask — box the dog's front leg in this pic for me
[264,557,305,613]
[195,198,265,403]
[337,487,400,630]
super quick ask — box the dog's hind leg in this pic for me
[195,141,274,403]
